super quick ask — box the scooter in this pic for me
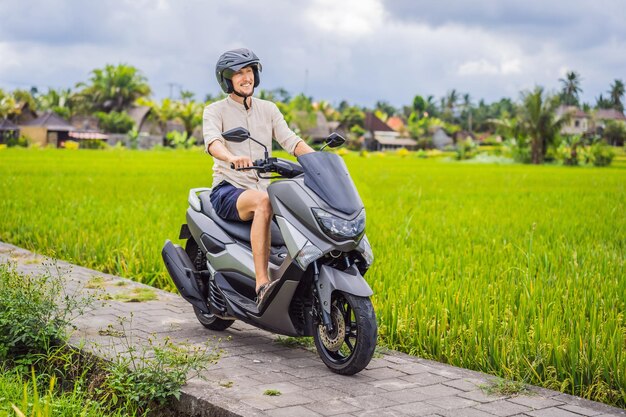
[162,127,377,375]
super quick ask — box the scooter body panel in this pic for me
[161,240,209,314]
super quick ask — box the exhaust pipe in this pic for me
[161,240,209,313]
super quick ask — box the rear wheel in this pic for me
[313,292,377,375]
[185,238,233,331]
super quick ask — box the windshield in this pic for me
[297,152,363,216]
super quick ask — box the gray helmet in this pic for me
[215,48,262,94]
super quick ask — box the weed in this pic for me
[87,276,108,289]
[112,287,157,302]
[481,378,529,396]
[274,336,315,351]
[98,324,125,338]
[0,261,93,363]
[96,315,222,414]
[263,389,281,396]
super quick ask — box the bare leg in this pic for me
[236,190,272,292]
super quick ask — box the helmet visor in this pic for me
[222,62,262,80]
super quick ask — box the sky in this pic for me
[0,0,624,109]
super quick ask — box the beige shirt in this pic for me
[203,96,302,191]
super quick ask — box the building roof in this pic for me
[127,106,152,129]
[364,112,394,132]
[556,105,588,119]
[386,116,405,131]
[21,112,75,131]
[373,131,417,146]
[0,118,19,130]
[595,108,626,121]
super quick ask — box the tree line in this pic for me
[0,65,624,164]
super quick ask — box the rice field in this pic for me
[0,147,624,407]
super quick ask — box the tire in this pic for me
[185,238,234,331]
[313,292,377,375]
[193,306,233,331]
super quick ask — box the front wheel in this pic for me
[313,292,377,375]
[185,238,234,331]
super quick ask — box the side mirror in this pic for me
[325,132,345,148]
[222,127,250,143]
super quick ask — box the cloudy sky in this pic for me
[1,0,624,108]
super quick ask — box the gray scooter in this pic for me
[162,127,377,375]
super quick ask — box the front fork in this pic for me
[312,261,334,333]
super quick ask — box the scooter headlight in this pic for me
[312,208,366,241]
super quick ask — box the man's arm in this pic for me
[208,141,253,170]
[294,140,315,157]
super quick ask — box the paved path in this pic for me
[1,241,624,417]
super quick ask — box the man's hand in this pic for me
[229,155,253,170]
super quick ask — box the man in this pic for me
[203,48,315,306]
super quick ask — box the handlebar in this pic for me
[230,157,303,178]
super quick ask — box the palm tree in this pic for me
[462,93,473,131]
[595,94,612,109]
[518,86,569,164]
[375,101,397,119]
[608,79,625,112]
[446,89,459,111]
[37,88,75,118]
[559,71,582,106]
[313,100,339,121]
[179,90,195,104]
[0,89,17,119]
[441,90,458,122]
[77,64,151,113]
[176,101,203,138]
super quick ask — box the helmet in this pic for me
[215,48,262,94]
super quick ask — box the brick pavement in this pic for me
[1,241,624,417]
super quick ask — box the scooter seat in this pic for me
[197,191,285,247]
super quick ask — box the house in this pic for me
[369,131,418,151]
[594,108,626,129]
[556,106,589,135]
[0,119,20,144]
[594,108,626,146]
[432,127,453,149]
[19,112,75,147]
[305,111,340,144]
[362,112,416,151]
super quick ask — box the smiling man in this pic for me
[203,48,314,306]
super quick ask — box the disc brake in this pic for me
[318,304,346,351]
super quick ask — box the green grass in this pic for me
[0,367,129,417]
[0,147,624,407]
